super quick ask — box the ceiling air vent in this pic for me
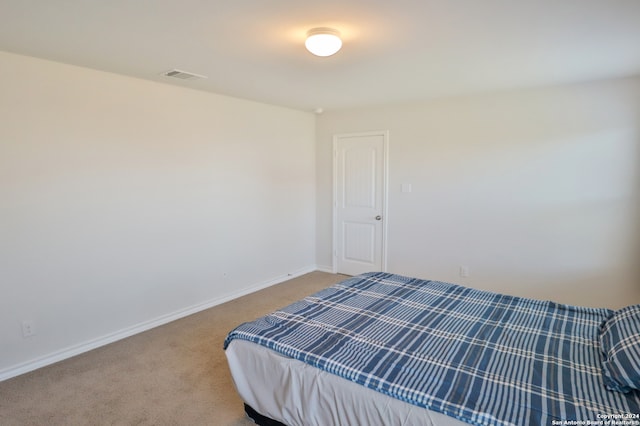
[161,69,208,81]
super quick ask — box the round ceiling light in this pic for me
[305,28,342,57]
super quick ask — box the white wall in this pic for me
[0,51,316,378]
[2,48,639,381]
[317,77,640,308]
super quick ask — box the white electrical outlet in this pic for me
[459,266,470,278]
[22,320,36,338]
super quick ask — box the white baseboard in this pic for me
[315,264,335,273]
[0,265,318,382]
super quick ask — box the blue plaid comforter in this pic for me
[224,272,640,425]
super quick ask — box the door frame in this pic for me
[332,130,389,274]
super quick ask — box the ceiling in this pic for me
[1,1,640,112]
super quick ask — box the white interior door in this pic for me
[334,131,388,276]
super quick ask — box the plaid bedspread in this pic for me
[224,272,640,425]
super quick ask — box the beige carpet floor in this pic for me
[0,271,346,426]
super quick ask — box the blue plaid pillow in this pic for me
[599,304,640,393]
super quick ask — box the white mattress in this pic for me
[226,339,467,426]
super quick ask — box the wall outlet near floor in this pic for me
[22,320,36,338]
[459,266,470,278]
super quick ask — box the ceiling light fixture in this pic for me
[305,28,342,57]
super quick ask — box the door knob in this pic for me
[375,215,382,221]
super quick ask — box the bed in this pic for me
[224,272,640,426]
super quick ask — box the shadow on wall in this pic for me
[632,127,640,300]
